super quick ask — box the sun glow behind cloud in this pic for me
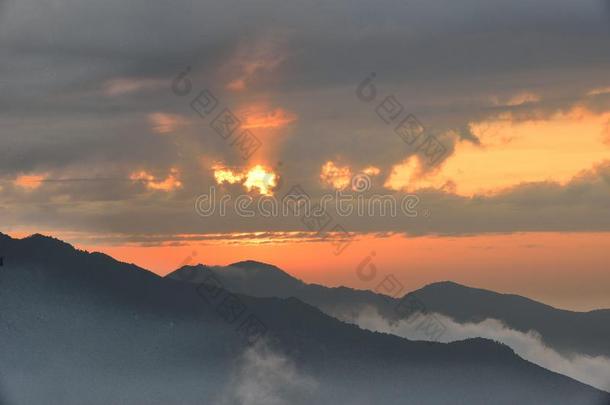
[239,107,297,130]
[225,101,297,162]
[213,164,278,196]
[243,165,278,196]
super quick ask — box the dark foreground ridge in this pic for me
[1,232,608,404]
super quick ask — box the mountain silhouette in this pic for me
[1,233,609,404]
[404,281,610,357]
[168,260,397,320]
[168,260,610,358]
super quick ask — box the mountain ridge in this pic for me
[1,232,608,403]
[171,260,609,314]
[167,259,610,359]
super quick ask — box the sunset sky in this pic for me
[2,0,610,310]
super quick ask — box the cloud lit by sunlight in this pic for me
[213,166,245,185]
[385,106,610,196]
[228,101,297,162]
[586,87,610,97]
[385,156,453,193]
[13,173,48,190]
[244,165,278,196]
[491,92,541,106]
[320,161,352,190]
[213,164,278,196]
[362,166,381,176]
[320,162,382,190]
[240,107,297,130]
[130,168,182,191]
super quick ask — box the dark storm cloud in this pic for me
[2,0,610,237]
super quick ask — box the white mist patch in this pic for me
[218,340,318,405]
[353,307,610,393]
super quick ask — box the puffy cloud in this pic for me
[320,161,352,190]
[217,341,317,405]
[384,155,455,193]
[130,168,182,191]
[320,162,382,191]
[213,164,278,196]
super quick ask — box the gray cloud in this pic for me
[2,0,610,238]
[3,159,610,241]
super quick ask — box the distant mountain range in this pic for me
[168,260,610,358]
[402,281,610,358]
[169,260,397,321]
[1,232,609,404]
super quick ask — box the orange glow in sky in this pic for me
[65,231,610,311]
[14,173,47,190]
[239,107,297,130]
[387,106,610,196]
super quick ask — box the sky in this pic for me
[2,0,610,310]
